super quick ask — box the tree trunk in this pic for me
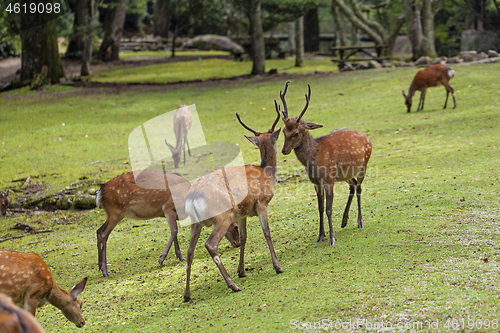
[387,13,405,58]
[20,0,65,84]
[66,0,87,59]
[295,16,304,67]
[98,0,130,61]
[332,0,385,46]
[249,0,265,75]
[403,0,423,60]
[288,22,296,54]
[154,0,170,38]
[351,25,358,46]
[81,0,99,76]
[303,6,320,52]
[351,0,386,43]
[331,2,346,52]
[421,0,437,57]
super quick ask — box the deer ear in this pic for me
[5,191,8,197]
[303,122,323,130]
[402,90,406,97]
[270,128,281,142]
[245,135,259,146]
[69,277,88,299]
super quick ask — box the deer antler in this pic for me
[236,113,260,136]
[280,81,291,120]
[270,100,280,132]
[296,84,311,123]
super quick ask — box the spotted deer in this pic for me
[165,105,193,168]
[96,171,240,277]
[183,108,284,302]
[0,250,87,328]
[402,64,456,112]
[279,81,372,246]
[0,293,46,333]
[1,191,9,217]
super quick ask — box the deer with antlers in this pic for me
[183,108,284,302]
[165,105,193,168]
[279,81,372,246]
[0,250,87,328]
[1,191,9,217]
[402,64,456,112]
[96,170,240,277]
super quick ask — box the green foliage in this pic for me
[261,0,317,31]
[1,62,499,332]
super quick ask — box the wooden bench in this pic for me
[330,45,389,69]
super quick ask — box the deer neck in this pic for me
[48,285,70,311]
[259,141,278,186]
[408,81,416,97]
[294,133,320,169]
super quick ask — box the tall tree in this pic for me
[331,2,346,50]
[98,0,130,61]
[81,0,100,76]
[20,0,64,84]
[403,0,423,59]
[249,0,265,74]
[295,16,304,67]
[303,5,319,52]
[154,0,170,38]
[66,0,87,58]
[288,22,296,54]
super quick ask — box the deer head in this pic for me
[165,139,182,168]
[402,90,412,113]
[59,277,87,328]
[1,191,9,216]
[279,81,323,155]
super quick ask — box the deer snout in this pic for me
[282,148,290,155]
[76,320,85,328]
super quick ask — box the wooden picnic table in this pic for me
[330,44,389,68]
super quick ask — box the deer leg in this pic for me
[325,184,336,246]
[159,210,183,266]
[417,90,425,111]
[24,297,38,316]
[356,178,364,228]
[184,221,203,302]
[237,218,247,278]
[341,179,356,228]
[314,184,325,242]
[186,138,191,157]
[256,202,284,274]
[444,83,456,109]
[97,215,121,277]
[444,90,449,109]
[205,217,241,292]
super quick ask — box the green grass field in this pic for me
[0,62,499,332]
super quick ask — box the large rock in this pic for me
[446,56,463,64]
[395,61,412,67]
[431,56,447,64]
[340,63,355,72]
[182,35,244,55]
[488,50,499,58]
[381,60,392,68]
[414,56,431,65]
[73,194,97,209]
[367,60,382,69]
[477,52,488,60]
[461,50,477,62]
[355,62,370,70]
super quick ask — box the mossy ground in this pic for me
[0,60,499,332]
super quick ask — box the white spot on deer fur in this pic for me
[213,256,221,265]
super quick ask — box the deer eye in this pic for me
[293,133,299,138]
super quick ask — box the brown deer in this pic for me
[0,250,87,328]
[1,191,9,217]
[96,171,240,277]
[183,108,284,302]
[279,81,372,246]
[165,105,193,168]
[402,64,456,112]
[0,293,46,333]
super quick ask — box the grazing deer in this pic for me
[279,81,372,246]
[0,293,46,333]
[165,105,193,168]
[183,108,284,302]
[96,171,240,277]
[1,191,9,217]
[402,64,456,112]
[0,250,87,328]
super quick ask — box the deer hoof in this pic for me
[316,235,325,242]
[341,220,348,228]
[183,295,191,302]
[238,271,247,278]
[275,267,285,274]
[230,285,242,292]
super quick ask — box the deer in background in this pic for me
[0,294,46,333]
[0,250,87,328]
[165,105,193,168]
[402,64,456,112]
[279,81,372,246]
[96,171,240,277]
[183,108,284,302]
[1,191,9,217]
